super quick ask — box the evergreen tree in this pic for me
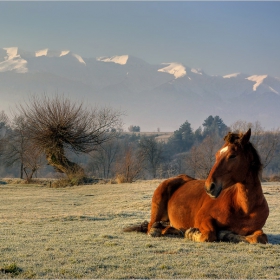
[202,115,228,137]
[168,120,194,153]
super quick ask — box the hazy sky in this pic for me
[1,1,280,77]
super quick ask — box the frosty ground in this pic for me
[0,180,279,278]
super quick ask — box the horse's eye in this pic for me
[229,154,236,159]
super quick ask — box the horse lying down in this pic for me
[124,129,269,244]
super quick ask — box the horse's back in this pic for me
[152,174,195,203]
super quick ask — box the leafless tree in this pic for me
[186,135,223,179]
[0,111,8,154]
[139,137,164,178]
[3,115,26,178]
[115,142,144,183]
[186,145,203,178]
[230,120,280,169]
[166,157,184,178]
[2,115,44,180]
[18,95,123,180]
[22,145,43,182]
[88,139,120,179]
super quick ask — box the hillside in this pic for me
[1,47,280,131]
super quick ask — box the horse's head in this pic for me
[205,128,262,198]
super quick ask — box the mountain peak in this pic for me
[158,62,186,79]
[0,47,28,73]
[97,55,129,65]
[246,75,268,91]
[35,48,85,64]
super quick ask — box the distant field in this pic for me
[0,180,280,279]
[124,131,173,142]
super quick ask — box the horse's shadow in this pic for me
[267,234,280,245]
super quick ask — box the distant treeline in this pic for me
[1,105,279,182]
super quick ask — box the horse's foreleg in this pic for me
[185,228,217,242]
[185,216,217,242]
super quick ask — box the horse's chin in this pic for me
[206,186,222,199]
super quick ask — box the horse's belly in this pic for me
[167,180,207,229]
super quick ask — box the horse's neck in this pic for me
[235,173,264,214]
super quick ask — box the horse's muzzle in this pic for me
[205,182,222,198]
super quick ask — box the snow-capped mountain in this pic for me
[1,47,280,131]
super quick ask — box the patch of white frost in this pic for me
[97,55,129,65]
[246,75,268,91]
[0,47,28,73]
[158,63,186,79]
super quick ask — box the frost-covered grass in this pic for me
[0,180,280,278]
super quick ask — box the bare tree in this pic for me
[19,95,123,180]
[186,135,223,179]
[88,139,120,179]
[186,145,203,178]
[198,135,223,178]
[0,111,8,154]
[230,120,280,169]
[115,142,144,183]
[2,115,44,180]
[3,115,26,178]
[22,144,43,182]
[139,137,164,178]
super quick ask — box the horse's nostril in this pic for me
[209,182,216,192]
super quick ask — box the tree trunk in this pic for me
[46,148,85,180]
[20,162,24,179]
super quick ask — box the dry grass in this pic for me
[0,180,280,278]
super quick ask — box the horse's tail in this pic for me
[123,220,148,233]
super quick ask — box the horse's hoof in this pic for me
[148,228,162,237]
[245,231,268,244]
[185,227,201,240]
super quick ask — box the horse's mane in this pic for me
[224,132,262,175]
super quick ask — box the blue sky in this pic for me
[1,1,280,77]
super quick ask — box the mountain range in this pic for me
[1,47,280,131]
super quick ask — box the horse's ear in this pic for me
[241,128,251,146]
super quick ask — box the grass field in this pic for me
[0,180,280,279]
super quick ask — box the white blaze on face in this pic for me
[220,146,228,155]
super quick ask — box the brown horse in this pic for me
[124,129,269,244]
